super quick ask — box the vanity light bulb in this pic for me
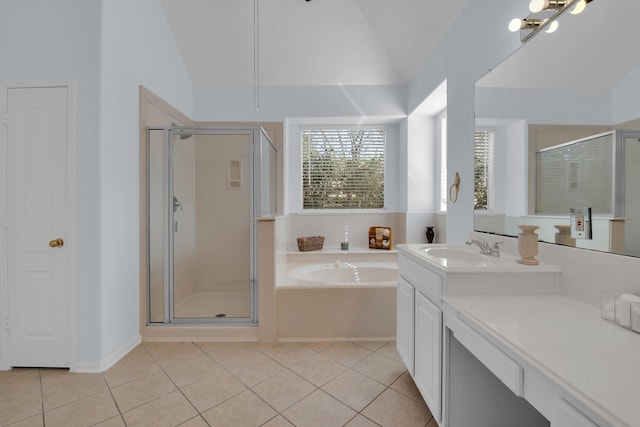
[545,20,559,33]
[509,18,523,32]
[570,0,586,14]
[529,0,547,13]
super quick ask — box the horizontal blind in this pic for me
[302,128,385,209]
[474,130,494,211]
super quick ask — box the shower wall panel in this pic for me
[194,134,251,295]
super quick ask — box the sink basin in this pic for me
[412,245,497,268]
[422,247,489,263]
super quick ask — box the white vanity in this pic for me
[397,243,640,427]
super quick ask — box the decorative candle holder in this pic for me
[554,224,575,247]
[517,225,539,265]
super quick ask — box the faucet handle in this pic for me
[491,241,502,256]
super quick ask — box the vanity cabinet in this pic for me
[397,253,444,424]
[414,291,442,422]
[397,244,562,427]
[396,278,414,375]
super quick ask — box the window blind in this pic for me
[302,128,385,209]
[474,129,494,211]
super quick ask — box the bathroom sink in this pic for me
[421,247,489,263]
[412,245,497,268]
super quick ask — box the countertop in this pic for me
[397,243,561,274]
[442,293,640,427]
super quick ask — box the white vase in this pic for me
[517,225,539,265]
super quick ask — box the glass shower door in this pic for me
[146,126,278,325]
[171,131,253,321]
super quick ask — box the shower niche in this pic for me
[146,126,277,324]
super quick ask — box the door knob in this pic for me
[49,238,64,248]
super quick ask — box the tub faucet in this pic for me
[465,239,502,257]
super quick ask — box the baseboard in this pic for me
[141,324,258,342]
[277,336,396,342]
[72,334,141,373]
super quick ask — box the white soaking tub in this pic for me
[276,250,398,340]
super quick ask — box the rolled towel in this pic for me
[615,293,640,327]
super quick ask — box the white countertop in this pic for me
[442,294,640,427]
[397,243,561,274]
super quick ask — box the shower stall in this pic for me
[146,126,277,324]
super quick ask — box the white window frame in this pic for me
[438,110,448,212]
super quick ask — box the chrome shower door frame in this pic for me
[146,126,275,326]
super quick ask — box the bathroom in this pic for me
[1,0,640,403]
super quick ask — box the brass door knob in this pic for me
[49,238,64,248]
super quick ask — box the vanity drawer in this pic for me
[398,255,442,301]
[450,315,524,397]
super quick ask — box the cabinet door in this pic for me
[415,291,442,423]
[397,278,415,375]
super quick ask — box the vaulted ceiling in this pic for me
[160,0,468,86]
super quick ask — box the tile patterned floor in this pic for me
[0,341,435,427]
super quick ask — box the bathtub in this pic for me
[286,261,397,287]
[276,251,398,340]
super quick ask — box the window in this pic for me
[439,111,447,211]
[302,128,385,209]
[474,129,495,211]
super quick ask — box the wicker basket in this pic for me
[296,236,325,252]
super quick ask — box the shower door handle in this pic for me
[173,196,183,212]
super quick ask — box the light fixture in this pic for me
[529,0,567,13]
[509,18,542,32]
[570,0,592,14]
[511,0,595,42]
[545,20,559,33]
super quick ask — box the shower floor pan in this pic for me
[173,292,250,319]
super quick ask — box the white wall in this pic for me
[194,85,406,122]
[503,120,527,217]
[0,0,193,370]
[475,87,612,125]
[612,61,640,124]
[0,0,104,366]
[407,0,527,243]
[99,0,193,368]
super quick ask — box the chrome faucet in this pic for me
[465,239,502,257]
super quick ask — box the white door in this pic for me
[5,86,71,367]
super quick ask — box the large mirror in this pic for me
[474,0,640,256]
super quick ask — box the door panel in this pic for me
[7,86,70,367]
